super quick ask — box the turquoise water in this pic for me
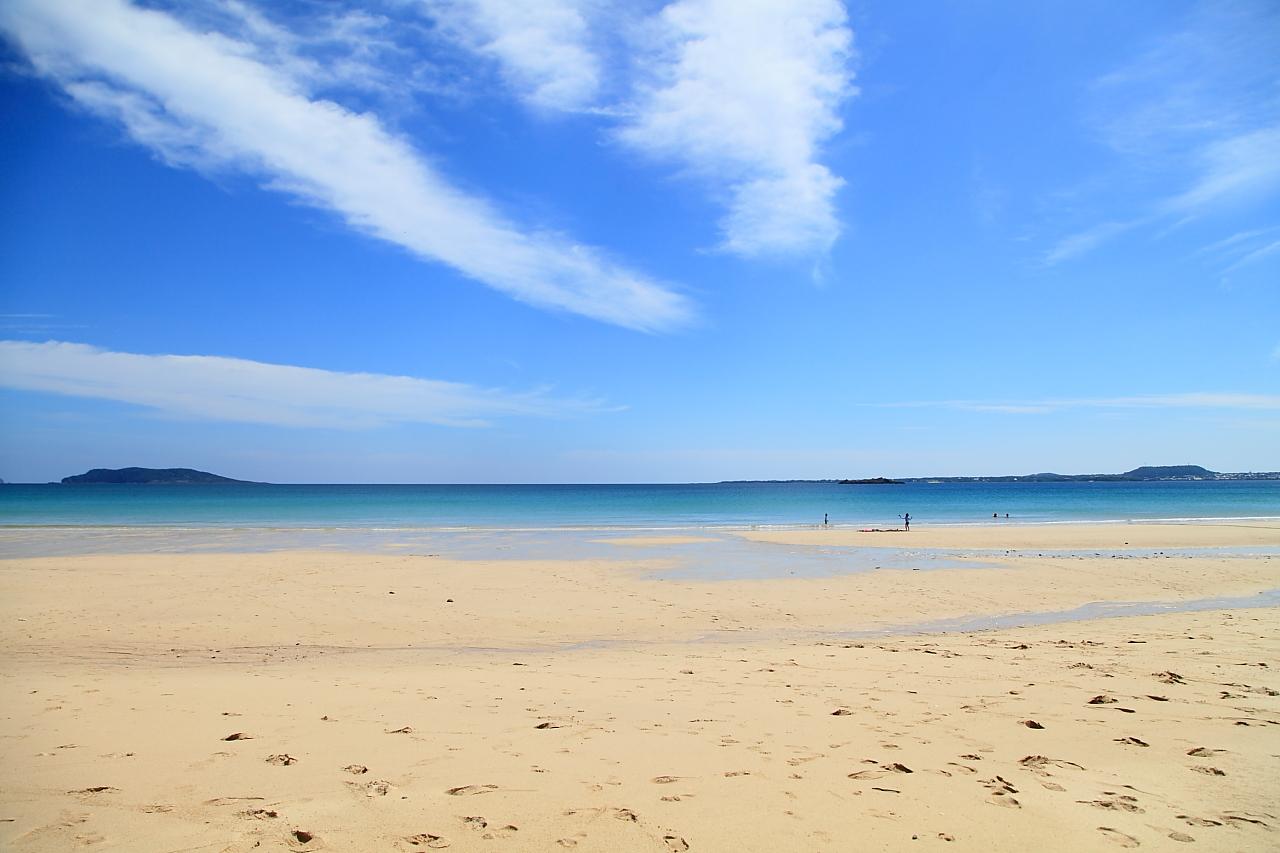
[1,480,1277,529]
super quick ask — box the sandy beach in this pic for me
[1,521,1277,851]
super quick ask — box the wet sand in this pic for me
[1,522,1277,851]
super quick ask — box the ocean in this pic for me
[2,480,1277,529]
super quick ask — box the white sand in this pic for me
[1,522,1277,851]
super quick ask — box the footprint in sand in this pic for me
[1176,815,1222,827]
[1113,737,1149,747]
[69,786,118,795]
[346,779,392,797]
[979,777,1019,808]
[222,732,252,741]
[613,808,638,822]
[405,833,449,848]
[241,808,279,819]
[462,816,487,830]
[1097,826,1140,847]
[651,776,681,784]
[663,835,690,851]
[1221,814,1268,827]
[1079,795,1144,814]
[849,763,912,781]
[1168,831,1195,843]
[446,785,499,796]
[343,764,368,775]
[1019,755,1084,774]
[482,825,519,840]
[1185,747,1224,757]
[266,754,298,766]
[1190,766,1226,776]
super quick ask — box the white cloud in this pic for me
[424,0,601,111]
[1164,125,1280,214]
[1221,237,1280,275]
[0,0,690,331]
[1050,3,1280,263]
[878,393,1280,413]
[618,0,855,257]
[1044,219,1142,266]
[0,341,607,428]
[1194,225,1280,257]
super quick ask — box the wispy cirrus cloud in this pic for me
[1044,220,1144,266]
[1046,2,1280,266]
[0,341,608,428]
[875,393,1280,414]
[0,0,690,331]
[618,0,856,258]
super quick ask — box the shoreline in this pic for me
[5,514,1280,531]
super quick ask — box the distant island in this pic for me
[724,465,1280,485]
[61,467,257,485]
[847,465,1280,484]
[838,477,905,485]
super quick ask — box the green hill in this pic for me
[61,467,255,484]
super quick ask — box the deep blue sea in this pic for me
[1,480,1277,529]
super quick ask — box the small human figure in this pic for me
[993,512,998,518]
[824,513,829,527]
[903,512,911,531]
[1005,513,1009,518]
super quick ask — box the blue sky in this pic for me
[1,0,1277,483]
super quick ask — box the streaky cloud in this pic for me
[618,0,855,258]
[1044,220,1143,266]
[874,393,1280,413]
[1050,3,1280,264]
[0,341,609,429]
[0,0,690,332]
[1163,125,1280,215]
[1221,238,1280,276]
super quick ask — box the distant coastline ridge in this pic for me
[61,467,257,485]
[40,463,1280,486]
[888,465,1280,483]
[733,465,1280,484]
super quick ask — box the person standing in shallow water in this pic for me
[902,512,910,531]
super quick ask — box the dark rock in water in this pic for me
[838,477,905,485]
[61,467,258,484]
